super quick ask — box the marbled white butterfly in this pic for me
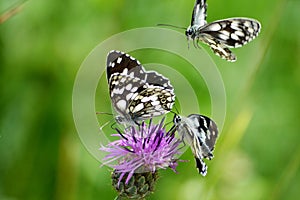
[107,50,175,126]
[186,0,261,62]
[173,114,219,175]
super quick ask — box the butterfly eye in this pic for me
[185,29,193,36]
[115,116,125,124]
[173,115,181,124]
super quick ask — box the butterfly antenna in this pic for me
[110,121,117,130]
[157,23,186,30]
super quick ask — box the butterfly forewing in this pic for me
[107,50,146,83]
[199,18,261,48]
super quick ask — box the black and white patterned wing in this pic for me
[190,0,207,27]
[187,114,219,153]
[174,114,218,176]
[199,18,261,48]
[107,50,146,83]
[107,51,147,122]
[127,87,175,121]
[106,50,175,124]
[197,34,237,61]
[142,70,174,91]
[108,74,147,122]
[187,114,218,176]
[195,18,261,62]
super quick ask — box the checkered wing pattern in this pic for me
[174,114,219,176]
[186,0,261,62]
[107,50,175,125]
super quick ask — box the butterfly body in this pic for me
[174,114,219,176]
[186,0,261,61]
[107,50,175,125]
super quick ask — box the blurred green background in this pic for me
[1,0,300,199]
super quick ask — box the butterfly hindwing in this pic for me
[143,71,174,91]
[109,74,147,119]
[127,87,175,121]
[197,34,237,61]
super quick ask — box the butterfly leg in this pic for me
[134,120,141,126]
[193,38,199,49]
[110,121,117,130]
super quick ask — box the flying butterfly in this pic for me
[106,50,175,126]
[173,114,219,176]
[185,0,261,61]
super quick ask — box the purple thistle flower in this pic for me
[100,119,182,186]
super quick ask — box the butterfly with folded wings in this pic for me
[106,50,175,126]
[173,114,219,176]
[185,0,261,62]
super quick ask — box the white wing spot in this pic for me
[116,100,127,110]
[218,33,230,41]
[131,87,138,92]
[235,30,245,37]
[126,93,133,100]
[208,23,221,31]
[121,68,128,75]
[151,101,160,106]
[132,103,144,113]
[220,30,230,37]
[117,57,122,64]
[113,87,125,94]
[248,28,254,34]
[231,33,239,41]
[126,83,132,91]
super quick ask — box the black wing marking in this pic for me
[106,50,146,83]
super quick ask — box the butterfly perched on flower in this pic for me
[185,0,261,62]
[106,50,175,126]
[173,114,219,176]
